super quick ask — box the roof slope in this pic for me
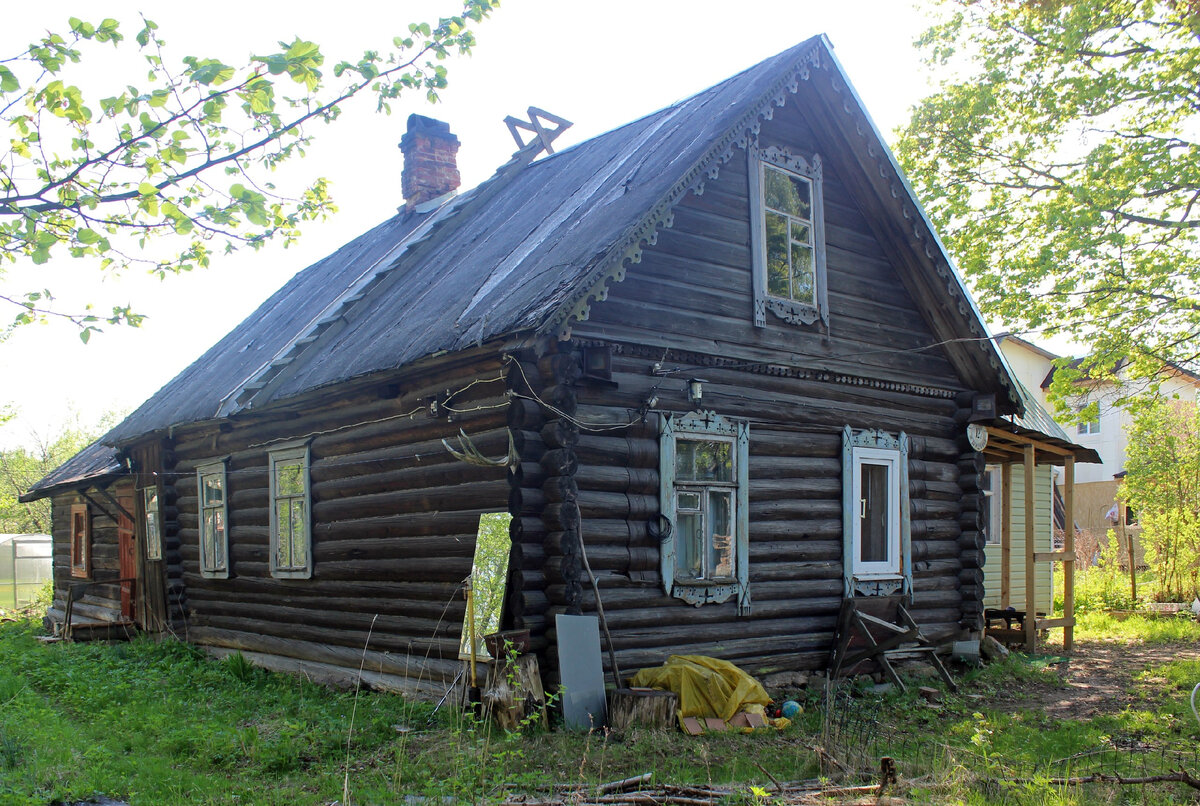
[106,38,825,444]
[17,440,123,503]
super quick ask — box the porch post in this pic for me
[1063,455,1075,651]
[1000,463,1012,609]
[1024,444,1037,652]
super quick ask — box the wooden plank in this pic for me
[1034,551,1076,563]
[1024,445,1037,652]
[1035,616,1076,630]
[1001,463,1011,609]
[985,426,1074,457]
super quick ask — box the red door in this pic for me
[117,491,137,620]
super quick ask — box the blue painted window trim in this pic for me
[196,457,230,580]
[660,410,751,614]
[841,426,911,598]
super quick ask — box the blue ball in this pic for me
[780,700,801,719]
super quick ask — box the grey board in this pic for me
[555,613,607,731]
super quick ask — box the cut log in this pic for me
[609,688,680,731]
[483,653,547,732]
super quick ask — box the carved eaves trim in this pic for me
[543,41,826,341]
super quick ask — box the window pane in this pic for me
[791,222,811,245]
[790,243,815,305]
[708,490,734,578]
[276,461,305,497]
[677,491,701,511]
[202,473,223,506]
[860,463,890,563]
[765,212,789,297]
[675,511,702,580]
[202,511,216,569]
[676,439,732,482]
[289,499,307,568]
[275,499,291,567]
[764,166,811,220]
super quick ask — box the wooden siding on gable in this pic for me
[984,464,1055,614]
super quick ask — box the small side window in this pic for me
[196,460,229,579]
[269,444,312,579]
[142,486,163,561]
[69,503,90,578]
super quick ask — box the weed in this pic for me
[0,727,21,770]
[222,651,258,684]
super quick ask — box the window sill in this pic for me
[671,580,740,608]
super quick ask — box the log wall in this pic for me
[47,488,127,625]
[167,353,510,694]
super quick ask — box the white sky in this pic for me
[0,0,1035,448]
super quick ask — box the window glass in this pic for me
[276,462,304,496]
[708,490,734,578]
[765,212,789,297]
[859,462,890,563]
[675,509,702,579]
[675,439,733,483]
[203,474,224,506]
[764,166,811,219]
[143,487,162,561]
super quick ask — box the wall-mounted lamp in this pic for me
[687,378,707,406]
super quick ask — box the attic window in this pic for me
[749,145,827,328]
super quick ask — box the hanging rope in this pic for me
[442,428,519,469]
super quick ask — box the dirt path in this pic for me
[993,641,1200,719]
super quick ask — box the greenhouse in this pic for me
[0,534,52,610]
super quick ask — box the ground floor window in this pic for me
[459,511,512,660]
[196,459,229,579]
[660,411,750,613]
[268,444,312,579]
[842,426,910,597]
[69,503,90,578]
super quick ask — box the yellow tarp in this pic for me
[628,655,770,721]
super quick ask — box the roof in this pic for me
[995,333,1060,362]
[18,440,124,503]
[989,380,1101,465]
[91,35,1022,450]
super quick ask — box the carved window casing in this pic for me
[749,145,828,328]
[842,427,911,598]
[660,411,751,614]
[197,459,229,579]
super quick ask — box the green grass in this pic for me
[1071,610,1200,643]
[2,614,1200,805]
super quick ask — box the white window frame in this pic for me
[142,485,163,561]
[660,411,751,614]
[748,144,828,328]
[196,459,229,579]
[1076,405,1101,435]
[842,427,910,598]
[268,442,312,579]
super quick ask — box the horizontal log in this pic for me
[312,478,510,522]
[749,499,842,521]
[748,540,841,563]
[311,448,505,500]
[186,626,461,690]
[315,509,502,540]
[574,465,658,495]
[187,613,462,659]
[577,491,656,520]
[575,435,658,469]
[312,534,480,563]
[185,596,461,639]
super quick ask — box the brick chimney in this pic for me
[400,114,461,211]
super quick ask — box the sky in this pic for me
[0,0,994,448]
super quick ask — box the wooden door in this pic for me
[117,491,137,620]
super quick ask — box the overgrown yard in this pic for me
[1,612,1200,805]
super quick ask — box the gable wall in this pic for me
[48,487,128,627]
[561,101,988,677]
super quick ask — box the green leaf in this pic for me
[0,66,18,94]
[138,182,158,196]
[75,228,102,244]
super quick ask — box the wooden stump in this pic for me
[609,688,679,731]
[483,653,547,732]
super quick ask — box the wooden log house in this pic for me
[23,37,1098,694]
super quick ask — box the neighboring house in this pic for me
[23,37,1096,693]
[998,334,1200,567]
